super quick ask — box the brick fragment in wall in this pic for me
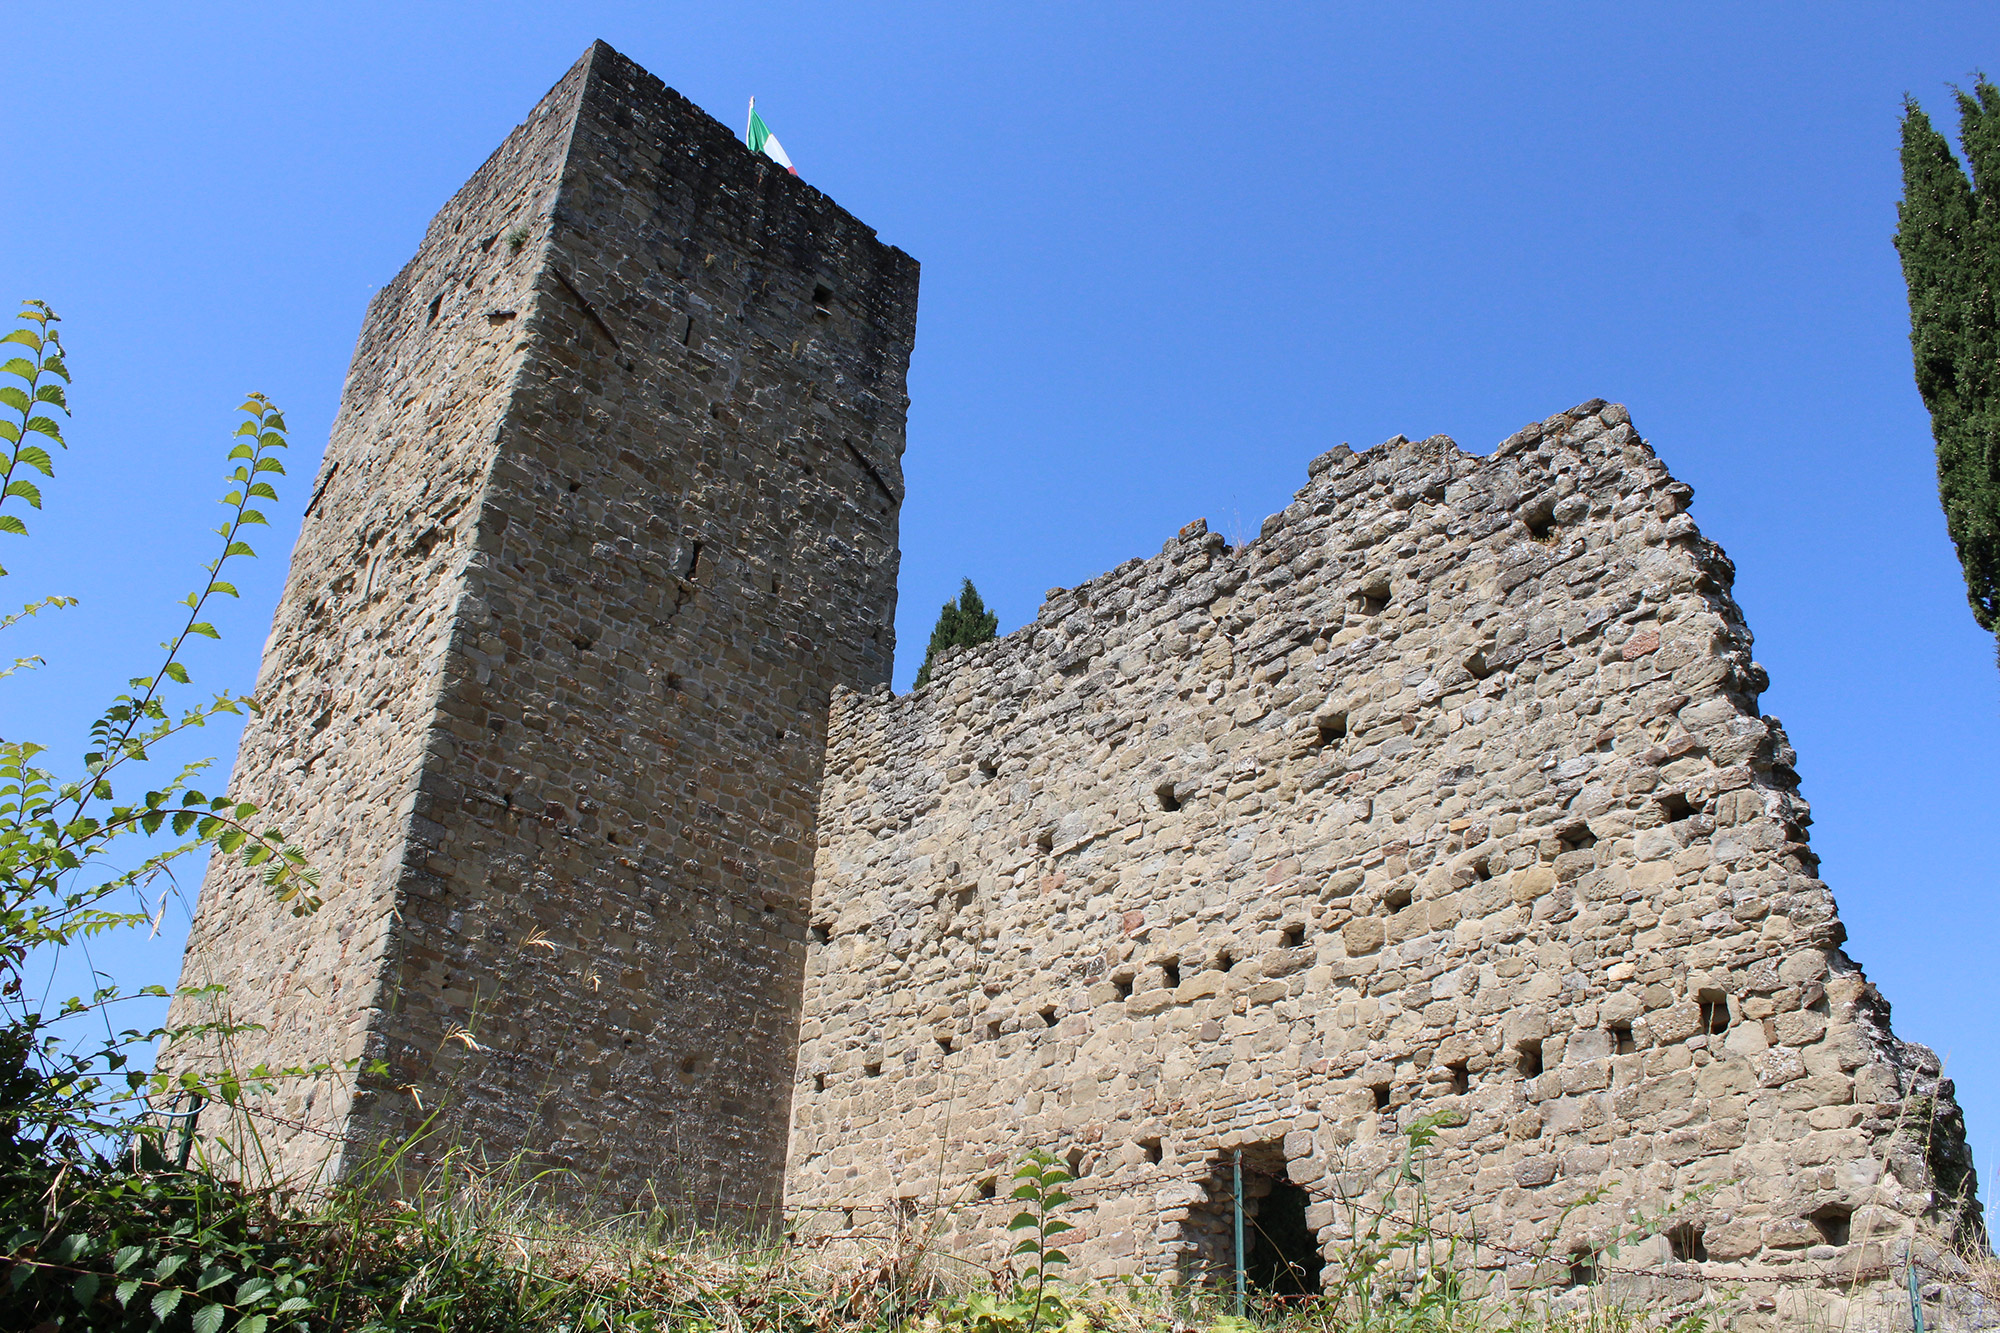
[795,411,1984,1319]
[165,41,915,1218]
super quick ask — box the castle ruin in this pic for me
[170,42,1983,1324]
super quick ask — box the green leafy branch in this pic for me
[0,299,69,573]
[1005,1148,1075,1333]
[0,299,319,1152]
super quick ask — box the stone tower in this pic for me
[167,42,917,1211]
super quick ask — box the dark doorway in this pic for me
[1175,1144,1324,1297]
[1246,1177,1322,1297]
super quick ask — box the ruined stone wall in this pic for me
[171,43,917,1211]
[791,403,1981,1319]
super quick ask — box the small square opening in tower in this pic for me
[1610,1021,1636,1055]
[1517,1039,1544,1078]
[1447,1061,1470,1095]
[1140,1136,1163,1165]
[1566,1250,1599,1287]
[1372,1083,1392,1111]
[1281,922,1306,949]
[1161,959,1182,990]
[812,282,833,318]
[1811,1206,1852,1247]
[1040,1005,1059,1028]
[1669,1223,1708,1262]
[1316,711,1347,746]
[1699,998,1730,1034]
[1155,779,1181,812]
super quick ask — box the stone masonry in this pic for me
[790,407,1984,1322]
[167,42,917,1213]
[169,41,1980,1323]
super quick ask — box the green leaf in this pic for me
[172,810,197,836]
[113,1244,144,1273]
[188,622,220,638]
[195,1263,232,1291]
[275,1296,313,1314]
[224,542,257,558]
[116,1278,141,1306]
[191,1299,226,1333]
[1,357,34,379]
[35,382,67,408]
[240,1317,270,1333]
[217,829,246,854]
[236,1277,274,1304]
[17,444,52,475]
[2,327,43,350]
[24,415,62,439]
[163,662,190,683]
[152,1287,184,1319]
[4,479,41,507]
[72,1271,101,1306]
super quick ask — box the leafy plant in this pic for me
[1895,79,2000,650]
[1005,1148,1075,1333]
[0,298,319,1158]
[912,579,999,690]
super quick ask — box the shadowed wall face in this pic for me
[169,43,917,1210]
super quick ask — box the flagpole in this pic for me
[746,96,756,145]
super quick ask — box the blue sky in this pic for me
[6,3,1998,1196]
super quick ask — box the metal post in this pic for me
[1232,1149,1246,1318]
[1908,1245,1926,1333]
[174,1093,206,1171]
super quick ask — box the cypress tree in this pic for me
[1894,79,2000,642]
[913,578,1000,689]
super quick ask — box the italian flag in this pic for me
[746,98,797,174]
